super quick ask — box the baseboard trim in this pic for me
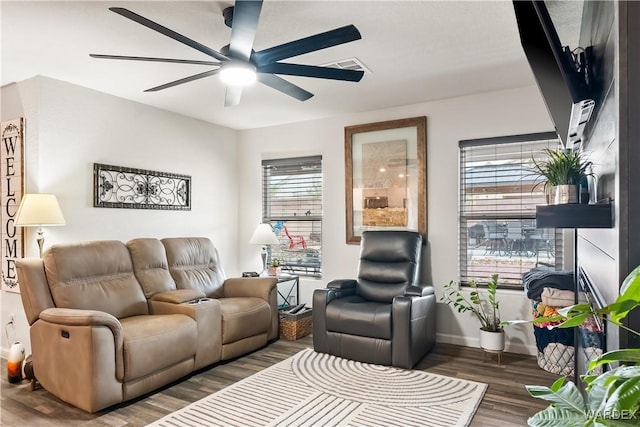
[437,333,537,356]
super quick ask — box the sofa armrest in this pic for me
[391,292,436,368]
[151,289,205,304]
[404,285,434,297]
[222,277,277,300]
[40,308,124,381]
[40,307,123,346]
[327,279,357,289]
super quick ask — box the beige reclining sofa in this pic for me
[16,237,278,413]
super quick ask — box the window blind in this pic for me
[459,133,564,289]
[262,156,322,278]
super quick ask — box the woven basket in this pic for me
[279,308,312,341]
[537,343,575,376]
[533,325,575,376]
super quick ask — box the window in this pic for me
[459,133,564,289]
[262,156,322,278]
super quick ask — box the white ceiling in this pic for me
[2,1,551,130]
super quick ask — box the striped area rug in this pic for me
[148,348,487,427]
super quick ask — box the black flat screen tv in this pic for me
[513,0,594,148]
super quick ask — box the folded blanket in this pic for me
[523,268,574,300]
[541,287,586,307]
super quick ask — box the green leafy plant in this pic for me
[504,266,640,426]
[270,258,282,267]
[441,274,502,332]
[531,148,594,190]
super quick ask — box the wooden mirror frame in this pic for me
[344,116,427,244]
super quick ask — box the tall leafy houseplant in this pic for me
[505,266,640,426]
[441,274,502,332]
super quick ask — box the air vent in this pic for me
[320,57,371,74]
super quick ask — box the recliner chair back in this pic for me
[127,238,177,298]
[161,237,226,298]
[43,240,149,319]
[356,231,422,303]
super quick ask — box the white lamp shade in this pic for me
[15,194,66,227]
[249,223,278,245]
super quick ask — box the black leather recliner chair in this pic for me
[312,230,436,369]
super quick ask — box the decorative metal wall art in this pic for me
[1,118,25,293]
[94,163,191,210]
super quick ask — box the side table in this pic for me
[273,274,299,308]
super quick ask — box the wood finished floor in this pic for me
[1,337,559,427]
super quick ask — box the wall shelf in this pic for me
[536,203,613,229]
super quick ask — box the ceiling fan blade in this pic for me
[228,0,263,61]
[144,69,220,92]
[257,63,364,82]
[109,7,229,62]
[257,74,313,101]
[252,25,361,66]
[90,54,219,66]
[225,86,243,107]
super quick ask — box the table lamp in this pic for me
[15,194,66,258]
[249,223,279,274]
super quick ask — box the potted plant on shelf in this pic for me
[502,265,640,426]
[267,258,282,276]
[531,148,594,204]
[441,274,504,352]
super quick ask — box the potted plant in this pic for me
[503,266,640,426]
[267,258,282,276]
[441,274,504,352]
[531,148,593,204]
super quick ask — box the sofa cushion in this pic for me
[162,238,226,298]
[120,314,197,381]
[44,240,148,319]
[325,295,392,340]
[127,238,177,298]
[218,297,271,344]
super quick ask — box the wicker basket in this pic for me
[279,308,312,341]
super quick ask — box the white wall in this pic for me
[2,77,555,357]
[238,85,554,354]
[1,76,240,356]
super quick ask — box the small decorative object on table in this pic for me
[279,305,312,340]
[267,258,282,276]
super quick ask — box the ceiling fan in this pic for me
[90,0,364,106]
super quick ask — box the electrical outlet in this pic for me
[8,313,15,323]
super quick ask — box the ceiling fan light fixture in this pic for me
[220,61,257,86]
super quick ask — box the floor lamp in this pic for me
[15,194,66,258]
[249,223,279,275]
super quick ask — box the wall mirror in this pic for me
[345,116,427,244]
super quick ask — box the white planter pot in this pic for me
[479,328,505,352]
[551,184,578,204]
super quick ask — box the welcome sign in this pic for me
[1,118,25,293]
